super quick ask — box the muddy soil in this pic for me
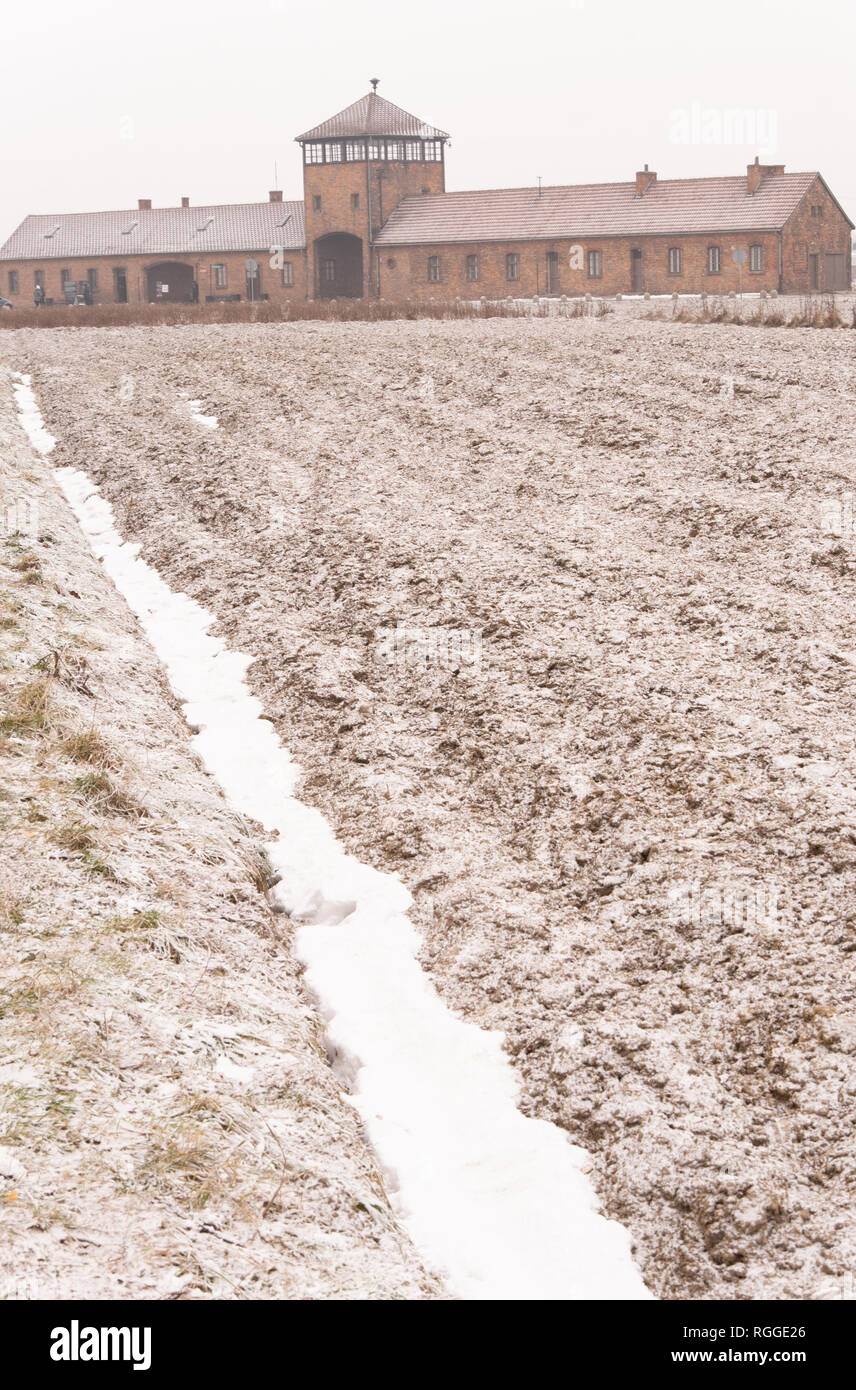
[14,315,856,1299]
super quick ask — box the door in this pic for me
[809,254,819,290]
[546,251,559,294]
[631,248,643,292]
[823,253,848,290]
[114,270,128,304]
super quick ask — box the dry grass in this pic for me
[50,822,95,852]
[73,769,145,817]
[659,292,851,329]
[0,295,610,330]
[0,677,52,735]
[59,727,114,767]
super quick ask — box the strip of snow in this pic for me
[16,373,650,1301]
[188,399,218,429]
[12,374,56,455]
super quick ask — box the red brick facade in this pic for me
[1,90,852,307]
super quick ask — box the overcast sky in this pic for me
[2,0,853,239]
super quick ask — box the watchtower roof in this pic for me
[296,90,448,142]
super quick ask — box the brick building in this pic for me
[1,84,852,306]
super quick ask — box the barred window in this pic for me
[668,246,682,274]
[8,270,18,294]
[212,264,227,289]
[424,140,443,161]
[305,142,324,164]
[749,243,763,272]
[707,245,721,273]
[466,254,479,281]
[427,255,441,283]
[345,141,365,161]
[405,140,422,161]
[281,261,293,287]
[506,252,519,281]
[326,143,342,163]
[587,249,602,279]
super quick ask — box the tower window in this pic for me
[587,249,602,279]
[351,192,360,211]
[8,270,18,294]
[427,255,441,283]
[424,141,443,161]
[749,244,763,272]
[386,140,405,160]
[305,142,324,165]
[368,139,382,160]
[281,261,293,287]
[405,140,422,161]
[466,254,479,282]
[313,195,322,212]
[345,141,365,161]
[327,143,342,162]
[707,245,721,273]
[506,253,519,281]
[668,246,682,275]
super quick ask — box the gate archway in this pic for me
[314,234,363,299]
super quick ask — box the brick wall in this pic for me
[303,153,445,296]
[377,230,783,299]
[781,177,852,292]
[1,248,309,306]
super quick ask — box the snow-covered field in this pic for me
[6,314,856,1299]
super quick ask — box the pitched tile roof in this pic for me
[296,90,448,141]
[375,172,830,246]
[0,201,305,261]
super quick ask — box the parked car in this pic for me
[0,295,12,309]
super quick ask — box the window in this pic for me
[305,142,324,164]
[707,245,721,274]
[405,140,422,161]
[810,204,824,218]
[351,192,360,211]
[281,261,293,287]
[313,195,322,212]
[323,259,336,283]
[506,252,519,282]
[327,143,342,162]
[34,269,45,289]
[87,269,98,291]
[466,254,479,282]
[8,270,18,294]
[246,264,261,298]
[668,246,682,275]
[427,255,441,283]
[368,139,382,160]
[386,140,405,160]
[424,140,443,161]
[60,268,72,287]
[749,244,763,272]
[587,249,602,279]
[212,264,227,289]
[345,141,365,161]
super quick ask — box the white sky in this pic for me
[2,0,854,238]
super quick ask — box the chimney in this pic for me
[747,156,762,195]
[138,198,151,211]
[747,156,785,193]
[181,196,190,208]
[635,164,657,196]
[269,190,283,202]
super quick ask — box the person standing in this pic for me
[33,283,44,308]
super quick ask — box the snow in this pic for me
[19,378,649,1301]
[187,399,218,430]
[11,374,56,455]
